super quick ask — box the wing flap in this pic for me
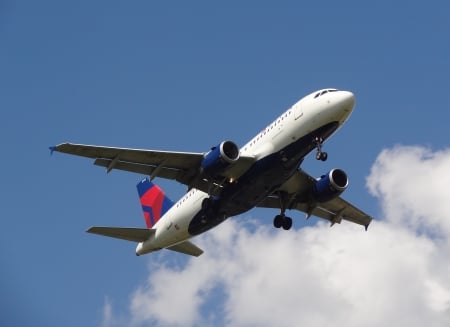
[314,197,372,227]
[86,226,155,242]
[94,158,181,180]
[295,200,372,227]
[166,241,204,257]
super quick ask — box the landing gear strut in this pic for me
[314,137,328,161]
[273,191,293,230]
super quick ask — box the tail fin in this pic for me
[137,178,174,228]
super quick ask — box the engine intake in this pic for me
[201,141,240,176]
[312,168,348,202]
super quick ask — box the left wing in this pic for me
[50,143,255,194]
[257,170,372,230]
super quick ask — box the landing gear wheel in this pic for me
[282,217,293,230]
[273,215,293,230]
[273,215,283,228]
[316,151,328,161]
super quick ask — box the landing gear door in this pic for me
[293,102,303,120]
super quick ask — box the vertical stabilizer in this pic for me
[137,178,174,228]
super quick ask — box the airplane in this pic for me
[50,88,372,257]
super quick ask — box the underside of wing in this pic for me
[51,142,255,194]
[53,142,202,171]
[52,143,204,189]
[258,169,372,229]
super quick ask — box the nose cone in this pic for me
[339,91,355,112]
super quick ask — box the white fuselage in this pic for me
[136,89,355,255]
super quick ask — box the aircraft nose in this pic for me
[339,91,355,111]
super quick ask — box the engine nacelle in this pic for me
[201,141,240,176]
[312,169,349,202]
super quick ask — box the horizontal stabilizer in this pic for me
[86,226,155,242]
[166,241,204,257]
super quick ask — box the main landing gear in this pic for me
[273,191,293,230]
[273,214,293,230]
[314,137,328,161]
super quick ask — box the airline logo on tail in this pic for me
[137,178,174,228]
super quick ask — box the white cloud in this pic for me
[367,145,450,238]
[101,296,116,327]
[103,145,450,327]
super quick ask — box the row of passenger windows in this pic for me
[176,189,197,207]
[314,89,338,98]
[243,110,292,152]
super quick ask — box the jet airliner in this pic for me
[51,88,372,257]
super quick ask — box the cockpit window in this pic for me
[314,89,338,98]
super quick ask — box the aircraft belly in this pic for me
[222,122,340,217]
[187,122,340,236]
[222,162,294,216]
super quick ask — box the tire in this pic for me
[282,217,293,230]
[273,215,283,228]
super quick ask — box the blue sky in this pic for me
[2,1,450,326]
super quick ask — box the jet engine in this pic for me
[201,141,240,176]
[312,169,348,202]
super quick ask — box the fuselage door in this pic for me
[293,102,303,120]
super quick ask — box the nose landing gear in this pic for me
[314,137,328,161]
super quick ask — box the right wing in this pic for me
[257,169,372,229]
[51,142,255,194]
[258,194,372,229]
